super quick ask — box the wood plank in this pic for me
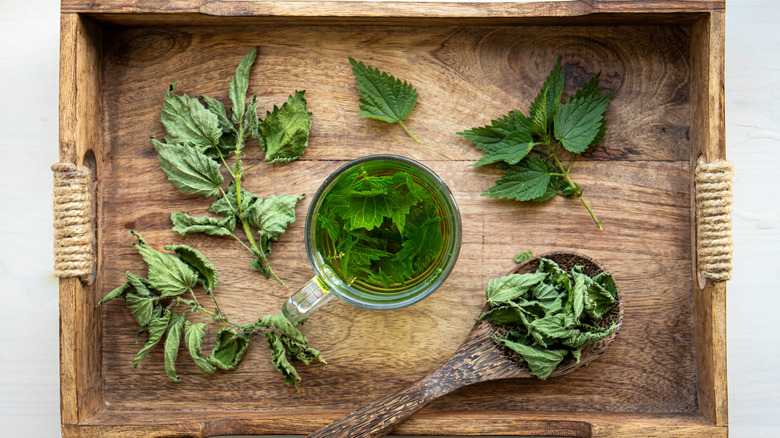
[68,410,723,437]
[58,13,78,426]
[97,156,695,414]
[61,0,724,16]
[689,11,728,427]
[100,24,691,163]
[58,12,104,427]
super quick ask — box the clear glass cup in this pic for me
[282,155,462,323]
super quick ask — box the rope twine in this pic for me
[695,156,734,282]
[52,163,93,283]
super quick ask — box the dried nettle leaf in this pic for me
[480,254,618,380]
[152,47,311,285]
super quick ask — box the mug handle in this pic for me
[282,276,334,323]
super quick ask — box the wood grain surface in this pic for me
[93,20,698,426]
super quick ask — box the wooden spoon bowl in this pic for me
[308,251,624,438]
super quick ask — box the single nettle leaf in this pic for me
[343,242,392,277]
[571,270,587,320]
[485,272,548,306]
[98,281,131,306]
[280,335,325,366]
[207,327,251,371]
[513,250,533,264]
[478,304,528,326]
[229,47,258,125]
[153,139,224,197]
[184,321,216,374]
[530,282,559,308]
[171,211,236,237]
[133,309,171,368]
[125,272,154,297]
[245,95,260,140]
[484,156,553,202]
[457,112,534,167]
[265,332,301,390]
[131,231,198,298]
[496,338,567,380]
[528,313,576,346]
[209,181,259,219]
[245,194,305,241]
[393,203,444,273]
[349,57,418,124]
[563,323,618,348]
[529,57,564,137]
[553,73,615,154]
[258,90,312,163]
[164,244,219,293]
[161,83,222,149]
[254,313,307,344]
[200,94,232,134]
[125,294,157,327]
[164,312,186,382]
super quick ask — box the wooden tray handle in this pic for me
[52,162,94,284]
[695,156,734,283]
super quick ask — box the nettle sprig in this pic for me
[458,57,614,229]
[349,57,420,142]
[154,47,312,285]
[99,232,324,389]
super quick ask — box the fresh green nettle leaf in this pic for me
[151,48,310,286]
[459,56,615,229]
[484,156,554,202]
[349,57,420,142]
[480,257,618,380]
[316,170,444,286]
[100,235,325,386]
[259,90,312,163]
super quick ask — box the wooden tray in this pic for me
[58,1,728,436]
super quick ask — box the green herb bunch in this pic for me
[154,47,312,285]
[317,170,444,287]
[458,57,614,229]
[99,232,324,389]
[480,253,618,380]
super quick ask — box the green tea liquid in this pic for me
[314,160,451,294]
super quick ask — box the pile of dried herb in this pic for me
[99,232,324,389]
[480,254,619,379]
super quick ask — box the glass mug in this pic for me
[282,155,462,323]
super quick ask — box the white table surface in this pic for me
[1,0,777,436]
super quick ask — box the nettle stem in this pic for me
[232,160,287,287]
[398,121,420,143]
[546,143,603,230]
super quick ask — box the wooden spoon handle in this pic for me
[308,370,456,438]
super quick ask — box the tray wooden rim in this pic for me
[58,2,728,436]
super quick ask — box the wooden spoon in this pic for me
[307,251,624,438]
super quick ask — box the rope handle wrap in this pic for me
[695,156,734,282]
[52,163,94,283]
